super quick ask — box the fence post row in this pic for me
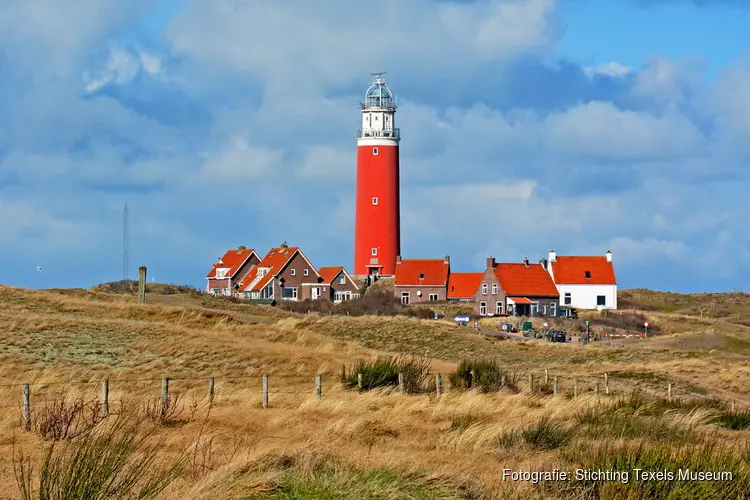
[553,375,558,396]
[528,374,534,393]
[604,373,609,395]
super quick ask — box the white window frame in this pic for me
[491,283,498,294]
[290,269,296,276]
[597,295,606,306]
[564,293,572,305]
[480,301,487,315]
[303,269,309,276]
[338,275,346,285]
[531,302,539,315]
[542,305,547,315]
[428,293,439,301]
[216,269,227,279]
[372,197,378,205]
[371,248,378,256]
[550,302,557,316]
[373,147,379,155]
[481,283,488,295]
[496,301,503,314]
[400,292,410,305]
[281,287,298,299]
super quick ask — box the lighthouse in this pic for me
[354,73,401,278]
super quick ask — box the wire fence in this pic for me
[1,369,742,433]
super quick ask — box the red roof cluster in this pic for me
[494,263,559,297]
[395,259,450,286]
[318,266,344,284]
[551,256,616,285]
[239,246,305,292]
[447,272,483,299]
[206,248,257,279]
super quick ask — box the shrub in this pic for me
[143,393,185,426]
[32,394,105,441]
[341,356,431,394]
[277,290,438,319]
[498,416,574,451]
[714,410,750,430]
[448,359,519,393]
[14,416,184,500]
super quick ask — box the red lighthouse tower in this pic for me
[354,73,401,278]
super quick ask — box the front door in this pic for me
[311,287,319,300]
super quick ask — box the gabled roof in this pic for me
[206,248,258,279]
[551,256,616,285]
[318,266,356,287]
[239,246,320,292]
[395,259,450,286]
[447,272,483,299]
[495,263,559,297]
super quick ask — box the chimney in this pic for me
[486,256,496,270]
[524,257,530,268]
[539,258,548,270]
[606,250,612,263]
[444,255,450,265]
[548,250,557,262]
[396,255,402,264]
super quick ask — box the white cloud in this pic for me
[297,146,354,185]
[632,56,705,106]
[584,62,632,77]
[193,135,284,184]
[607,236,689,262]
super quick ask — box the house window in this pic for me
[211,288,219,296]
[480,301,487,315]
[564,293,572,305]
[491,284,498,294]
[281,287,298,299]
[338,275,346,285]
[304,269,309,276]
[372,248,378,256]
[597,295,606,306]
[373,147,379,155]
[428,294,439,301]
[290,269,296,276]
[216,269,226,279]
[550,302,557,316]
[496,301,503,314]
[261,283,273,299]
[585,271,592,279]
[531,302,539,315]
[481,283,488,295]
[542,305,547,315]
[372,197,378,205]
[419,273,425,280]
[400,292,410,305]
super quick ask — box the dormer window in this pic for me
[585,271,592,279]
[419,273,424,280]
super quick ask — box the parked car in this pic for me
[547,330,567,343]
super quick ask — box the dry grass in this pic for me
[0,284,749,499]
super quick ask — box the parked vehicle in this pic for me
[547,330,567,343]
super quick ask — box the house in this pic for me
[205,247,261,297]
[544,250,617,311]
[473,257,506,316]
[447,272,483,303]
[238,245,323,302]
[394,255,450,304]
[495,258,560,317]
[318,266,361,302]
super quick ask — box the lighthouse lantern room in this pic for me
[354,73,401,278]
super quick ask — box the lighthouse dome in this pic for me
[361,73,396,109]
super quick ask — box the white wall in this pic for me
[557,284,617,310]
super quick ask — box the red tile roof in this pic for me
[447,272,483,299]
[318,266,344,284]
[395,259,450,286]
[508,297,532,304]
[238,246,321,292]
[494,263,559,297]
[206,248,257,279]
[551,256,616,285]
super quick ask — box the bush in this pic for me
[277,290,437,319]
[714,410,750,430]
[498,416,574,451]
[341,356,431,394]
[32,394,105,441]
[448,359,519,393]
[14,416,184,500]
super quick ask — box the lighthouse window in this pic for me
[372,148,379,155]
[371,248,378,256]
[372,197,378,205]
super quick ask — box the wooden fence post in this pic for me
[469,370,474,390]
[262,375,269,409]
[573,378,578,398]
[667,383,672,402]
[315,375,322,398]
[731,400,735,412]
[101,380,109,418]
[138,266,147,304]
[208,377,215,404]
[553,375,558,396]
[501,375,506,388]
[604,373,609,395]
[358,373,364,392]
[161,378,169,413]
[545,369,549,385]
[435,374,443,395]
[528,374,533,393]
[22,384,30,431]
[398,373,404,393]
[594,383,599,396]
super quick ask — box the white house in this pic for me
[544,250,617,311]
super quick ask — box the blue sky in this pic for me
[1,0,749,293]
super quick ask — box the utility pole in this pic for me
[123,202,129,282]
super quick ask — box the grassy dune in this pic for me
[0,285,749,499]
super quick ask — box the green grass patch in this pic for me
[714,410,750,431]
[341,356,431,394]
[449,359,519,393]
[499,416,574,451]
